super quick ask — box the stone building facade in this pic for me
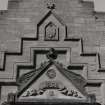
[0,0,105,105]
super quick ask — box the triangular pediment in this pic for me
[18,62,87,102]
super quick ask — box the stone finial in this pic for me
[46,48,57,60]
[45,0,56,10]
[7,93,16,103]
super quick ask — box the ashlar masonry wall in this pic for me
[0,0,105,105]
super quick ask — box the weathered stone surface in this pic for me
[0,0,105,105]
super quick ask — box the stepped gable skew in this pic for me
[0,0,104,77]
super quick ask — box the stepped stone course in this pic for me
[0,0,105,105]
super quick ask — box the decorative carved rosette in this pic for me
[46,69,56,79]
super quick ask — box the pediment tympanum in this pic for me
[7,48,89,103]
[19,65,86,101]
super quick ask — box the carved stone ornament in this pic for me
[7,93,16,102]
[46,69,56,79]
[46,48,57,60]
[45,22,59,41]
[45,0,56,10]
[23,81,82,98]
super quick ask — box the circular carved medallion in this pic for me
[46,69,56,79]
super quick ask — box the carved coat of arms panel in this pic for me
[45,22,59,41]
